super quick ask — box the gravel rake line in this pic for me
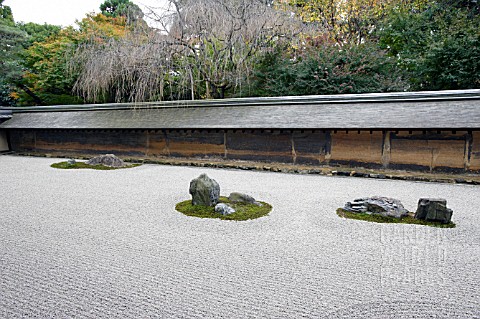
[0,155,479,318]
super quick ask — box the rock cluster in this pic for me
[415,198,453,224]
[188,175,263,216]
[343,196,454,223]
[86,154,126,167]
[189,174,220,206]
[344,196,409,219]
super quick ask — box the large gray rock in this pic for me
[189,174,220,207]
[414,198,453,224]
[86,154,125,167]
[228,192,261,206]
[215,203,236,216]
[344,196,409,219]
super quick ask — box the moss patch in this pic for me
[176,196,272,221]
[336,208,456,228]
[51,161,141,170]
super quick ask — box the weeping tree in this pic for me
[73,0,301,102]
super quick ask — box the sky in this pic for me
[3,0,166,26]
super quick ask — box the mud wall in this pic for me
[0,130,8,152]
[7,129,478,173]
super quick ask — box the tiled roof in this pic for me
[1,90,479,130]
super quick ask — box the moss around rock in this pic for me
[176,196,272,221]
[336,208,456,228]
[51,161,140,170]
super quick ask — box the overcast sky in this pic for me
[4,0,166,26]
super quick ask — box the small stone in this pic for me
[414,198,453,224]
[67,159,76,165]
[189,174,220,207]
[215,203,236,216]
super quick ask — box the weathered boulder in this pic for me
[228,192,262,206]
[189,174,220,206]
[414,198,453,224]
[86,154,125,167]
[67,159,76,165]
[215,203,236,216]
[344,196,409,219]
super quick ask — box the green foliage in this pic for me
[336,208,456,228]
[51,161,140,170]
[247,42,407,97]
[0,80,16,106]
[18,22,61,45]
[100,0,143,25]
[176,197,272,221]
[378,1,480,90]
[0,0,13,24]
[0,6,27,106]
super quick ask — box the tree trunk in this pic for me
[17,83,44,106]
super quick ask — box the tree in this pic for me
[0,0,13,23]
[100,0,144,24]
[16,13,132,105]
[73,0,301,102]
[246,41,407,96]
[378,0,480,90]
[0,0,40,105]
[280,0,399,44]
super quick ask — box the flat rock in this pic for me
[414,198,453,224]
[344,196,409,219]
[228,192,262,206]
[86,154,125,167]
[189,174,220,207]
[215,203,236,216]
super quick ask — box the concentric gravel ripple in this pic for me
[0,155,479,318]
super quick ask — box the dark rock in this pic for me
[189,174,220,207]
[67,159,76,165]
[344,196,409,219]
[228,192,262,206]
[86,154,125,167]
[337,171,351,176]
[414,198,453,224]
[352,172,367,177]
[215,203,236,216]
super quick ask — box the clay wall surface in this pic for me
[470,131,480,171]
[0,130,8,151]
[388,131,469,171]
[7,129,480,173]
[330,131,384,166]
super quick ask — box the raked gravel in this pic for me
[0,155,479,318]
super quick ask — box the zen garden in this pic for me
[0,0,479,318]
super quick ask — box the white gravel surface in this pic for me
[1,155,479,318]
